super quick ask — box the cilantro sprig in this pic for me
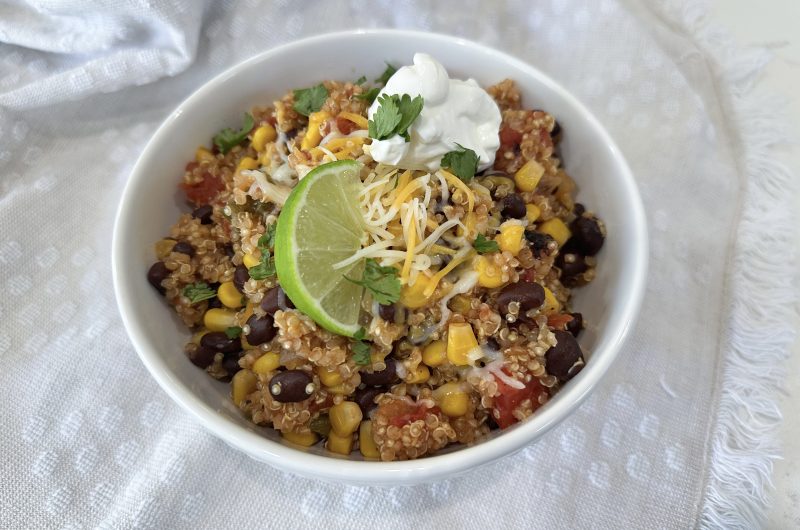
[368,93,424,142]
[293,83,329,116]
[213,113,254,154]
[441,144,480,182]
[248,224,277,280]
[345,258,401,305]
[225,326,243,339]
[355,87,380,104]
[183,282,217,304]
[355,75,367,85]
[351,327,372,365]
[375,63,397,85]
[473,234,499,254]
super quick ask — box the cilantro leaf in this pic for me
[213,113,255,154]
[258,223,277,252]
[248,254,276,280]
[394,94,425,141]
[355,75,367,85]
[375,63,397,85]
[293,83,329,116]
[183,282,217,304]
[344,258,401,305]
[355,87,381,104]
[474,234,499,254]
[225,326,243,339]
[441,144,480,182]
[352,341,372,365]
[367,94,424,142]
[368,94,402,140]
[354,327,367,341]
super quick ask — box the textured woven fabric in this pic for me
[0,1,793,528]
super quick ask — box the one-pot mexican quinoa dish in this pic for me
[146,54,605,461]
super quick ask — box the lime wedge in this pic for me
[274,160,366,337]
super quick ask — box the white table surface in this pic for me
[710,1,800,527]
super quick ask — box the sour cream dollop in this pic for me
[367,53,501,172]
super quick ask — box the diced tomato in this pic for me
[519,268,537,283]
[336,116,358,135]
[180,172,225,205]
[499,125,523,147]
[492,370,547,429]
[185,161,199,172]
[380,398,440,428]
[546,313,574,331]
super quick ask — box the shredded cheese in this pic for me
[422,247,475,297]
[439,169,474,213]
[400,207,417,283]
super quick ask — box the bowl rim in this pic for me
[112,28,648,484]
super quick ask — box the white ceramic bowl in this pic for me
[112,29,647,485]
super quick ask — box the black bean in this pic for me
[233,265,250,293]
[192,205,213,225]
[556,250,587,279]
[573,203,586,217]
[354,387,384,415]
[147,262,170,295]
[207,297,223,309]
[222,352,242,375]
[378,303,396,322]
[188,345,216,369]
[501,194,527,219]
[200,331,242,353]
[545,330,583,381]
[485,337,500,351]
[551,120,562,139]
[224,244,235,258]
[269,370,314,402]
[360,357,399,386]
[566,313,583,337]
[496,281,546,316]
[570,216,604,256]
[172,241,195,257]
[246,314,275,345]
[524,231,556,258]
[260,286,294,315]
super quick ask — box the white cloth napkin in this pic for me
[1,1,795,528]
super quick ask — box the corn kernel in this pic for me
[326,431,354,455]
[497,222,525,256]
[282,431,319,447]
[317,366,343,387]
[329,402,363,436]
[252,352,280,374]
[301,111,332,150]
[475,255,506,288]
[237,156,259,171]
[243,253,260,269]
[217,281,243,309]
[406,365,430,384]
[514,159,545,192]
[195,146,214,162]
[434,382,470,417]
[539,218,571,247]
[525,204,541,222]
[231,369,257,407]
[458,212,477,237]
[447,322,479,366]
[359,421,380,459]
[448,294,471,314]
[203,308,237,331]
[154,239,176,259]
[422,340,447,367]
[400,273,434,309]
[251,124,277,152]
[543,287,561,314]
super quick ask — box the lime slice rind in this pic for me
[274,160,365,337]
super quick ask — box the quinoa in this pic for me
[145,74,605,461]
